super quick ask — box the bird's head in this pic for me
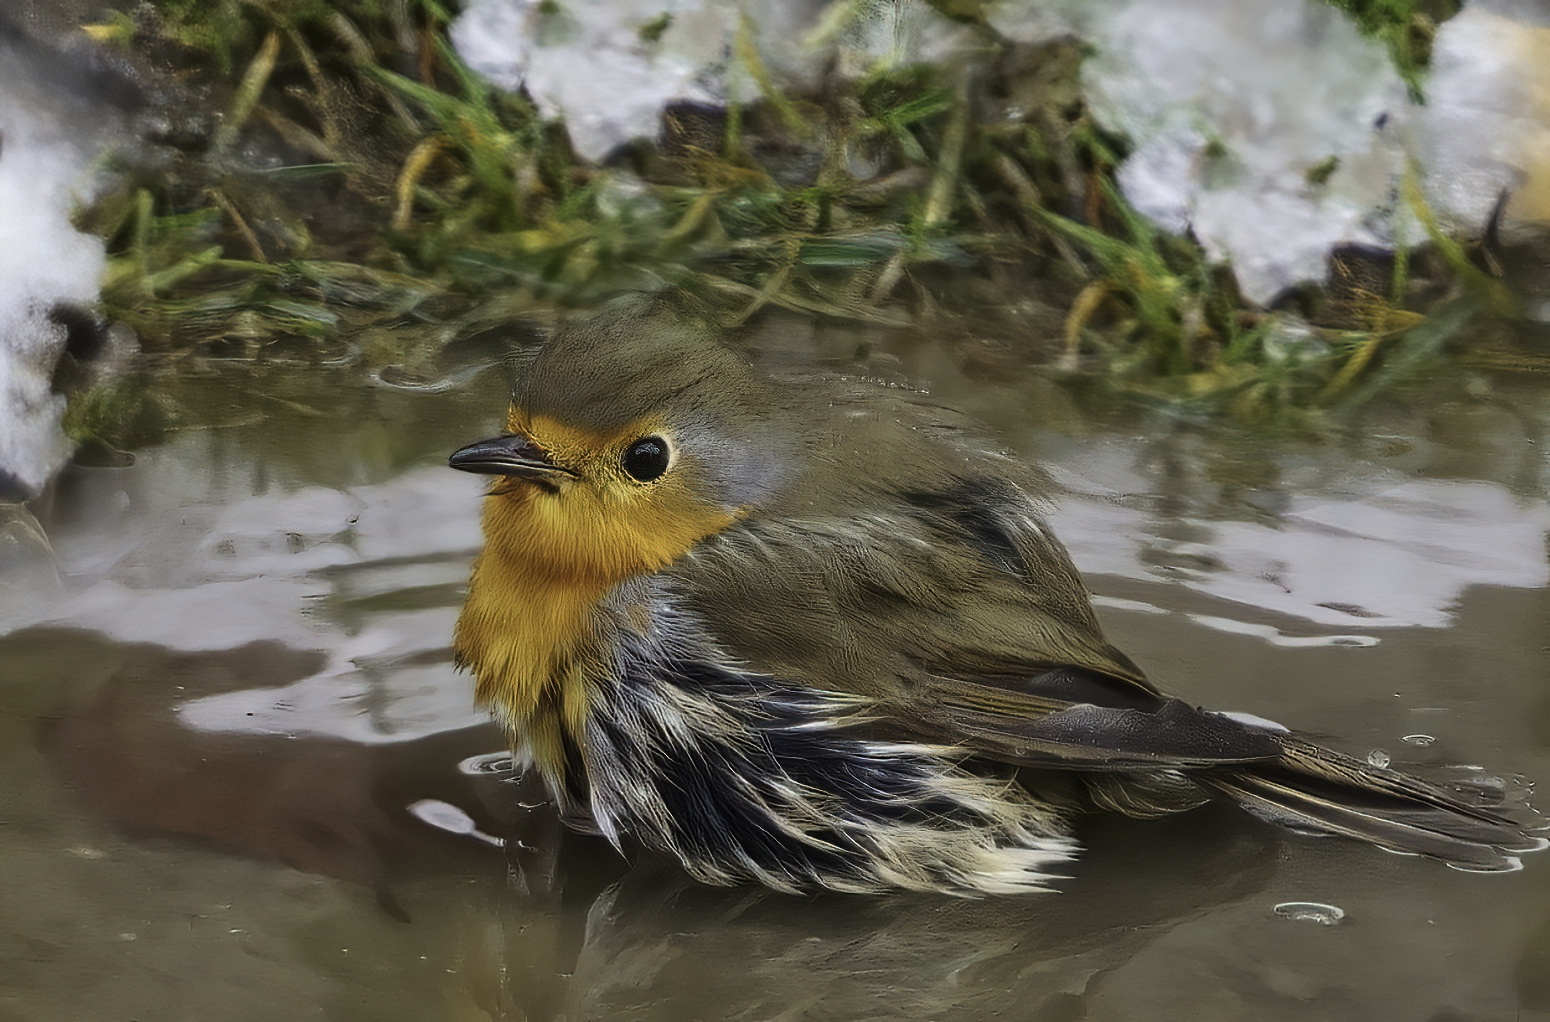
[450,301,788,588]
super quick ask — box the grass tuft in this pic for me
[73,0,1510,425]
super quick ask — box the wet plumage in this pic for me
[451,297,1542,895]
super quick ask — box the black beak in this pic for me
[448,434,575,478]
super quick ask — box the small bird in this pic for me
[449,297,1541,895]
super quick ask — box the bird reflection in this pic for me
[477,795,1277,1021]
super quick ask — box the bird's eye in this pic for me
[622,436,671,482]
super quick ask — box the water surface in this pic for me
[3,329,1549,1021]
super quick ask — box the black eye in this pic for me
[622,436,671,482]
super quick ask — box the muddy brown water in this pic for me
[2,322,1549,1021]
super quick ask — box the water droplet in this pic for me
[1367,749,1391,769]
[408,799,503,847]
[1274,902,1345,926]
[1401,734,1436,746]
[458,752,515,776]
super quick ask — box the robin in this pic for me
[449,296,1540,895]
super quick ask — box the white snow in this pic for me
[0,41,118,496]
[998,0,1550,302]
[450,0,970,161]
[452,0,1550,303]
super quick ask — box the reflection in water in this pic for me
[2,357,1549,1020]
[1272,901,1346,926]
[25,608,1536,1022]
[1044,438,1550,632]
[28,628,507,887]
[479,813,1275,1022]
[18,616,1278,1019]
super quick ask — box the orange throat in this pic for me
[453,427,741,778]
[456,553,609,783]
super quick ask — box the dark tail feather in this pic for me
[1205,735,1546,871]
